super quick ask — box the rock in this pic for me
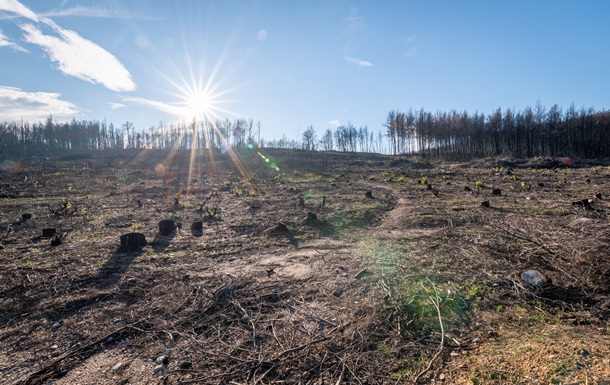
[521,270,548,288]
[120,232,147,251]
[112,362,123,372]
[158,220,176,236]
[153,364,166,374]
[50,344,58,349]
[51,322,62,330]
[156,356,169,365]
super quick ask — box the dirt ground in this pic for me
[1,149,610,384]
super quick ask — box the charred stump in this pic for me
[42,228,57,238]
[158,220,176,236]
[191,221,203,236]
[120,232,147,251]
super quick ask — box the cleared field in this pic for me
[1,149,609,384]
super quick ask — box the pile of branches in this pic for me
[159,276,408,384]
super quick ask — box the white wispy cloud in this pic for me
[108,102,126,109]
[43,6,130,19]
[41,5,156,20]
[20,21,136,92]
[121,96,184,116]
[405,47,418,57]
[0,0,135,92]
[0,86,78,121]
[345,56,373,68]
[328,119,340,128]
[0,0,39,21]
[0,29,26,51]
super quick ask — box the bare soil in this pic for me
[1,149,609,384]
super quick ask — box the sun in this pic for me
[184,88,213,120]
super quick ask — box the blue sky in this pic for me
[1,1,609,141]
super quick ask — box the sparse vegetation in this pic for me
[1,149,609,384]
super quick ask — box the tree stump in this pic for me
[305,211,318,222]
[275,222,289,232]
[572,199,592,210]
[42,228,57,238]
[50,231,68,247]
[120,232,147,251]
[191,221,203,236]
[158,220,176,236]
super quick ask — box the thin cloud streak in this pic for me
[41,5,157,20]
[20,21,136,92]
[345,56,373,68]
[0,86,78,121]
[108,102,126,109]
[328,119,340,127]
[0,29,27,51]
[122,96,184,116]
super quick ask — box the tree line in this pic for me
[384,102,610,158]
[1,102,609,159]
[0,116,261,157]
